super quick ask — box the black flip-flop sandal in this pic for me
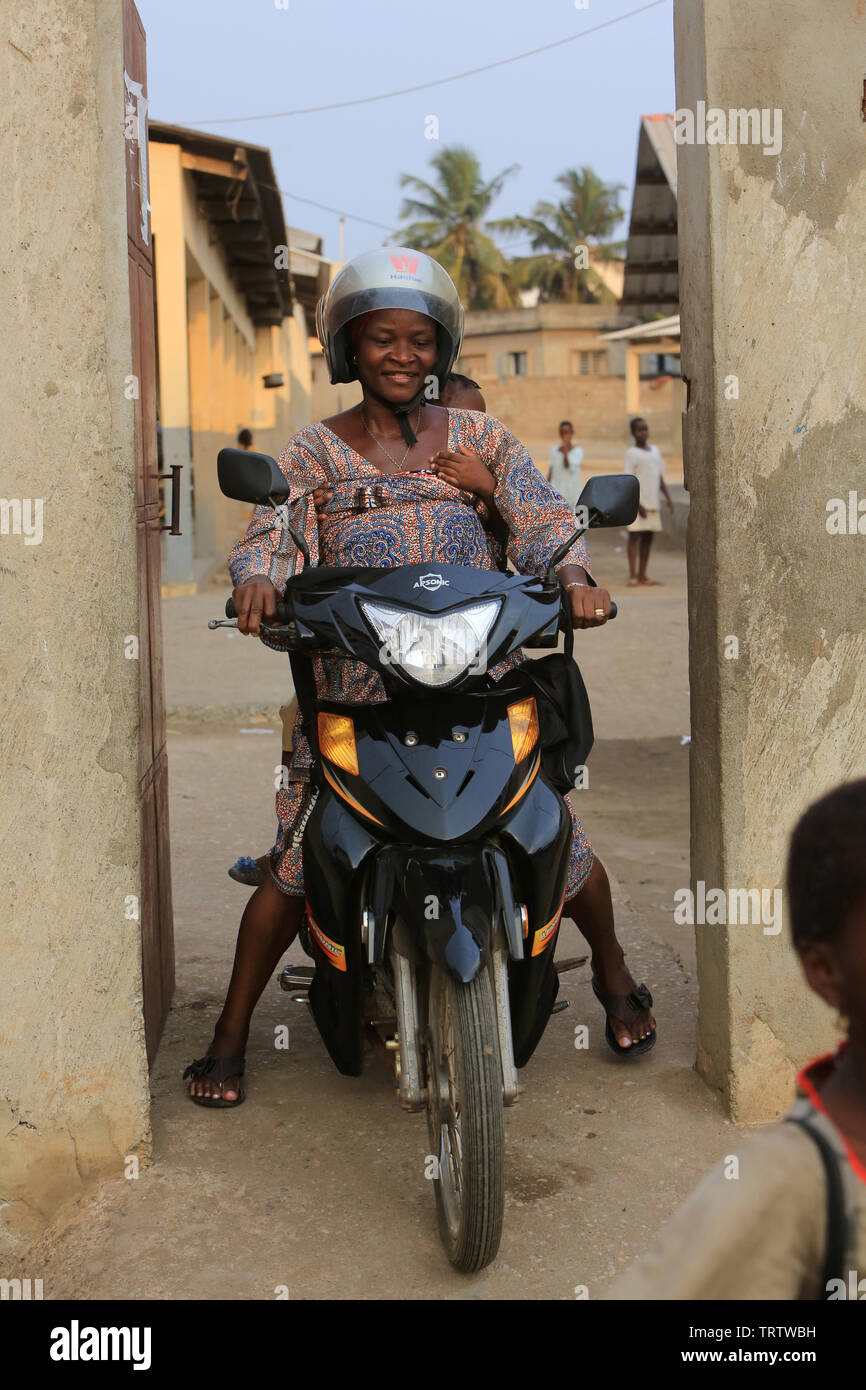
[183,1054,246,1107]
[591,978,656,1057]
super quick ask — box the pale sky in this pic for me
[135,0,675,260]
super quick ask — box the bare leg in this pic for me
[188,875,303,1101]
[564,857,655,1047]
[627,532,641,583]
[637,532,653,582]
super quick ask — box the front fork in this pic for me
[390,933,521,1112]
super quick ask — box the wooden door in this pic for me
[124,0,175,1063]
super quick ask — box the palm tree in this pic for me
[490,166,626,304]
[395,146,521,310]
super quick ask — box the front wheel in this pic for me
[424,965,505,1272]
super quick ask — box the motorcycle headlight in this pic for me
[360,600,500,688]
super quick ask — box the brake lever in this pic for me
[207,617,295,636]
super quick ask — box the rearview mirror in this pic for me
[217,448,289,506]
[544,473,641,580]
[216,446,310,566]
[577,473,640,529]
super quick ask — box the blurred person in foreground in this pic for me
[607,778,866,1300]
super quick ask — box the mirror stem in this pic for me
[269,495,310,566]
[545,525,588,585]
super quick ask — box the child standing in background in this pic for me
[623,417,673,586]
[547,419,585,511]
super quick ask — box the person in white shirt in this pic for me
[623,417,673,585]
[547,419,585,510]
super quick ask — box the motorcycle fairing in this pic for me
[316,680,543,844]
[495,777,573,1066]
[302,788,379,1076]
[302,755,574,1074]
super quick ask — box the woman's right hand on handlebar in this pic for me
[232,577,278,636]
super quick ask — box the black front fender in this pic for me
[386,848,501,984]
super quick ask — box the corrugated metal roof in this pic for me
[620,115,678,317]
[602,314,680,342]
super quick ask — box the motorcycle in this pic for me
[211,447,638,1271]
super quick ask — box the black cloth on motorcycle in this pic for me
[518,578,596,794]
[522,654,594,794]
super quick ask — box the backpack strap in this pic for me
[785,1114,850,1298]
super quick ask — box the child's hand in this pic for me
[430,445,495,503]
[638,504,648,518]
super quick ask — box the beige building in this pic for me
[457,303,685,469]
[148,123,328,591]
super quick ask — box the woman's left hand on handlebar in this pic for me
[568,584,612,629]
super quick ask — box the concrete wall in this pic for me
[675,0,866,1121]
[0,0,151,1250]
[479,373,686,470]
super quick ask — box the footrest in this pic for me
[554,955,588,976]
[279,965,315,992]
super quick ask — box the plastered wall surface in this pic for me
[675,0,866,1121]
[0,0,151,1249]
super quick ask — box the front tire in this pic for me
[424,966,505,1272]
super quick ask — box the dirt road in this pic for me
[18,529,746,1300]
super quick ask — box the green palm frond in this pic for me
[393,146,521,309]
[490,166,626,303]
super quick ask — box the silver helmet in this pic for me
[316,247,464,386]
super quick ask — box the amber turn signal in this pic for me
[507,697,539,763]
[318,712,359,776]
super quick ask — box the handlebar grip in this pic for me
[608,599,618,621]
[225,595,291,624]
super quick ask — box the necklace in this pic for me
[360,404,423,471]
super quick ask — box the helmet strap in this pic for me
[361,382,427,446]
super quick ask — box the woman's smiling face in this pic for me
[354,308,438,404]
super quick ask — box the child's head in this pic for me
[440,372,486,412]
[559,419,574,445]
[788,778,866,1026]
[630,417,649,445]
[237,428,253,449]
